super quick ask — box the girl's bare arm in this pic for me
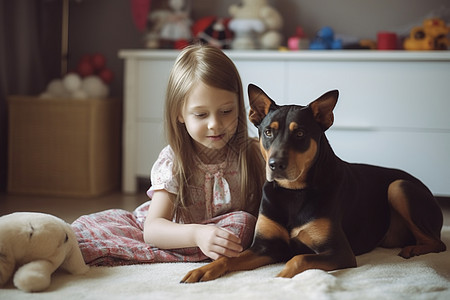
[143,190,243,260]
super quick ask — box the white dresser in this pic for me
[119,50,450,196]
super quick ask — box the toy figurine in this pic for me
[159,0,192,49]
[404,18,449,50]
[288,27,309,50]
[145,0,192,49]
[192,16,234,49]
[309,26,342,50]
[228,0,283,49]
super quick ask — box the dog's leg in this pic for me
[277,251,356,278]
[277,218,357,278]
[181,214,290,283]
[181,250,274,283]
[386,180,446,258]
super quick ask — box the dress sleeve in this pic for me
[147,146,179,198]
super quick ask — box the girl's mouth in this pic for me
[207,134,225,141]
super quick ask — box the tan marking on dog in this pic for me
[260,139,277,181]
[290,218,332,249]
[270,121,279,130]
[383,180,446,257]
[256,215,290,243]
[289,122,298,132]
[276,139,318,190]
[259,138,268,162]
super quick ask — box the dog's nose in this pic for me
[269,158,287,171]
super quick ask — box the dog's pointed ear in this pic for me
[309,90,339,131]
[248,84,278,126]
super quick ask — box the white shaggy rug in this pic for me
[3,227,450,300]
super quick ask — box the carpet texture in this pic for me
[2,227,450,300]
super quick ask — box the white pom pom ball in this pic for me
[46,79,69,97]
[81,76,109,98]
[62,73,82,93]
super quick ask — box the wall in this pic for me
[192,0,448,39]
[68,0,449,99]
[270,0,448,39]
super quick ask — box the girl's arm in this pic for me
[143,190,243,260]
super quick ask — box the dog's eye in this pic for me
[296,130,305,138]
[264,129,273,137]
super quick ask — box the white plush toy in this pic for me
[0,212,89,292]
[229,0,283,49]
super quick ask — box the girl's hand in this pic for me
[195,225,243,260]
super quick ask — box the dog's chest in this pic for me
[261,183,317,231]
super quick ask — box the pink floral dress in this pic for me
[71,145,257,266]
[147,145,243,223]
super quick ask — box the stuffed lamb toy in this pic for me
[0,212,89,292]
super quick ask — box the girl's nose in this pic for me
[207,115,221,130]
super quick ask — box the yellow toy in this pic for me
[0,212,89,292]
[404,18,449,50]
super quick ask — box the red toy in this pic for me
[192,16,233,49]
[90,53,106,71]
[75,53,114,84]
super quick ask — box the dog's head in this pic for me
[248,84,338,189]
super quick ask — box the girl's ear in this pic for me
[178,115,185,123]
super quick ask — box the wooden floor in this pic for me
[0,191,449,226]
[0,191,149,223]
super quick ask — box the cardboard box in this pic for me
[8,96,121,197]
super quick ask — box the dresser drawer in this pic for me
[286,60,450,130]
[327,129,450,196]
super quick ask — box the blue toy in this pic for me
[309,26,342,50]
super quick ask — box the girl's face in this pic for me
[179,82,239,153]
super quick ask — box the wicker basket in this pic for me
[8,96,121,197]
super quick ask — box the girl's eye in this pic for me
[220,107,235,115]
[193,113,207,118]
[264,129,273,137]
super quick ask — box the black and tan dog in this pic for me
[181,84,446,283]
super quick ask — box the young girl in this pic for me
[142,44,265,260]
[72,45,265,265]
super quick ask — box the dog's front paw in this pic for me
[181,261,227,283]
[276,266,298,278]
[276,255,305,278]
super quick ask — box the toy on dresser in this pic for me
[146,0,192,49]
[404,18,449,50]
[192,16,234,49]
[0,212,88,292]
[309,26,342,50]
[228,0,283,49]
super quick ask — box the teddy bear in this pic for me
[228,0,283,49]
[0,212,89,292]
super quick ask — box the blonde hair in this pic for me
[164,44,265,219]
